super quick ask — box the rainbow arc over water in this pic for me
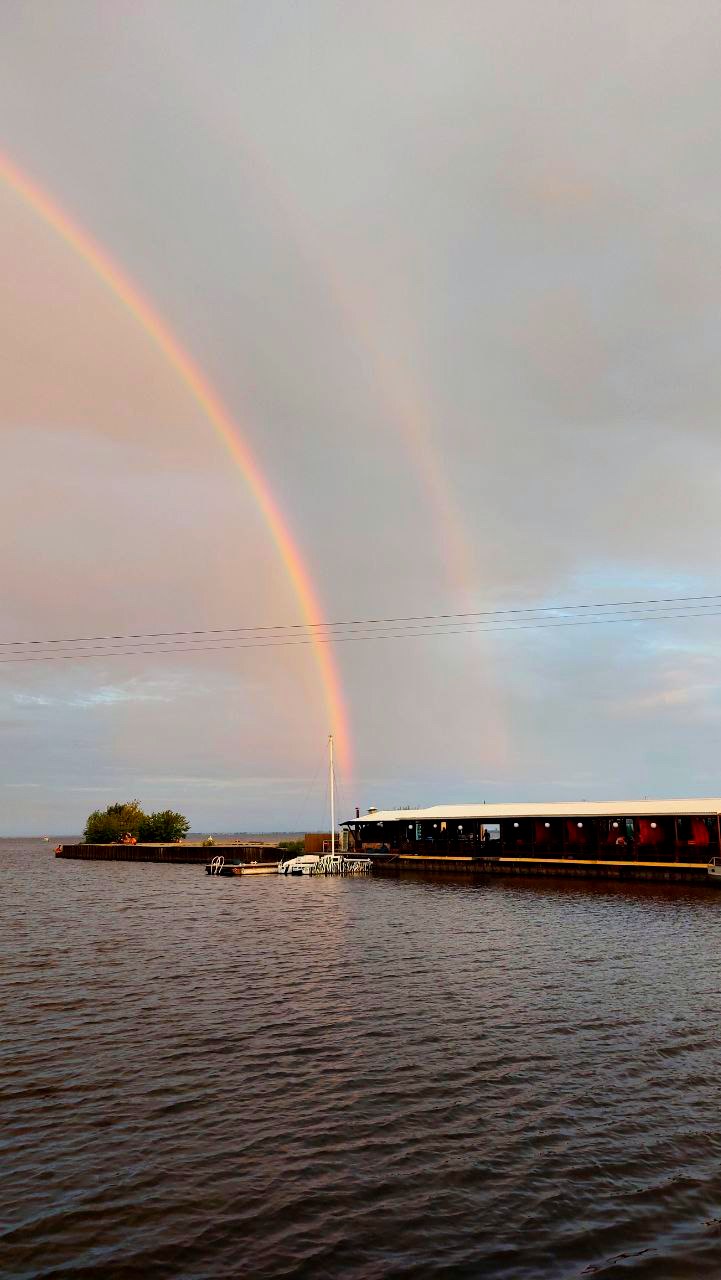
[0,148,352,777]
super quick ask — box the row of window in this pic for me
[352,815,719,855]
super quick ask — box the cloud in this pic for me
[4,4,721,830]
[12,678,187,709]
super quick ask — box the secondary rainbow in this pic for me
[0,147,352,777]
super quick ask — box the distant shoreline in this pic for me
[0,831,305,841]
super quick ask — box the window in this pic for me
[599,818,634,850]
[534,819,562,851]
[564,819,595,853]
[634,817,674,859]
[677,815,717,850]
[501,819,533,851]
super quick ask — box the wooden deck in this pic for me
[205,862,279,876]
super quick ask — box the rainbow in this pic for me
[149,55,511,757]
[152,32,479,603]
[0,148,352,777]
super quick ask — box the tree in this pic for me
[84,800,144,844]
[138,810,190,843]
[83,802,189,844]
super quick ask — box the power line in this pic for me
[4,600,721,652]
[2,591,721,651]
[2,602,721,664]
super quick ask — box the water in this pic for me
[3,839,721,1279]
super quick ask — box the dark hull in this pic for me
[372,853,710,885]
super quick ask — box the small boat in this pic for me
[280,734,340,876]
[707,856,721,885]
[278,736,371,877]
[277,853,321,876]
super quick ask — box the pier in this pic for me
[56,843,282,866]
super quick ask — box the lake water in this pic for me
[2,839,721,1278]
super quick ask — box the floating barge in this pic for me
[342,799,721,885]
[56,843,282,867]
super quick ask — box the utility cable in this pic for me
[3,591,721,650]
[4,600,720,653]
[2,603,721,664]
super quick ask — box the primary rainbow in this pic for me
[0,148,352,777]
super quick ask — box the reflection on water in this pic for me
[2,840,721,1278]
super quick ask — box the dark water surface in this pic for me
[3,840,721,1279]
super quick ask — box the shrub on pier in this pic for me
[138,810,190,843]
[84,801,144,844]
[83,801,189,844]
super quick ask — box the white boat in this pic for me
[277,852,322,876]
[707,856,721,885]
[279,734,339,875]
[278,736,371,877]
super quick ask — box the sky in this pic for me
[3,1,721,834]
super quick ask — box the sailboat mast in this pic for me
[329,733,335,857]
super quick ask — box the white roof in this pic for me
[345,798,721,823]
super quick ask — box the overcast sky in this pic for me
[3,1,721,834]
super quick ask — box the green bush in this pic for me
[138,810,190,843]
[84,802,189,844]
[84,801,144,844]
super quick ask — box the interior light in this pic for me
[651,822,657,829]
[612,821,619,828]
[544,822,550,828]
[577,822,583,828]
[513,822,519,828]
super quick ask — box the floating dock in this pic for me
[206,854,279,876]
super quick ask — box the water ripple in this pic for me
[3,842,721,1277]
